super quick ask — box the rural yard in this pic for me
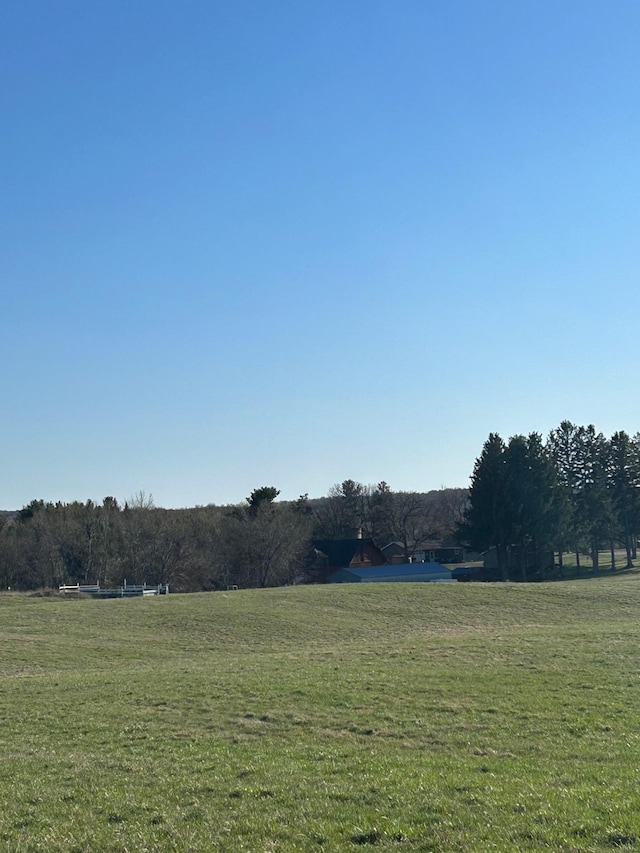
[1,578,639,852]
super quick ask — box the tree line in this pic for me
[460,422,640,580]
[0,483,466,592]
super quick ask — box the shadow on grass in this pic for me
[545,564,640,583]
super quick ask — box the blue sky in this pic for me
[2,1,640,509]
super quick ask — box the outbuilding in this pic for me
[328,562,455,584]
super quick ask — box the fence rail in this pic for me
[59,583,169,598]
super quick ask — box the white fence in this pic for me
[59,583,169,598]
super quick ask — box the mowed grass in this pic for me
[1,580,640,852]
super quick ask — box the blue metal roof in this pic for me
[330,562,453,582]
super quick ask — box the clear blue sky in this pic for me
[2,1,640,509]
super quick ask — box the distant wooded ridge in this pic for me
[0,484,467,592]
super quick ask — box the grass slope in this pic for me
[1,579,640,852]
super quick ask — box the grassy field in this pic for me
[1,579,640,852]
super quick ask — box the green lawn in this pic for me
[1,579,640,852]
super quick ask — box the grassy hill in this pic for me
[1,579,640,851]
